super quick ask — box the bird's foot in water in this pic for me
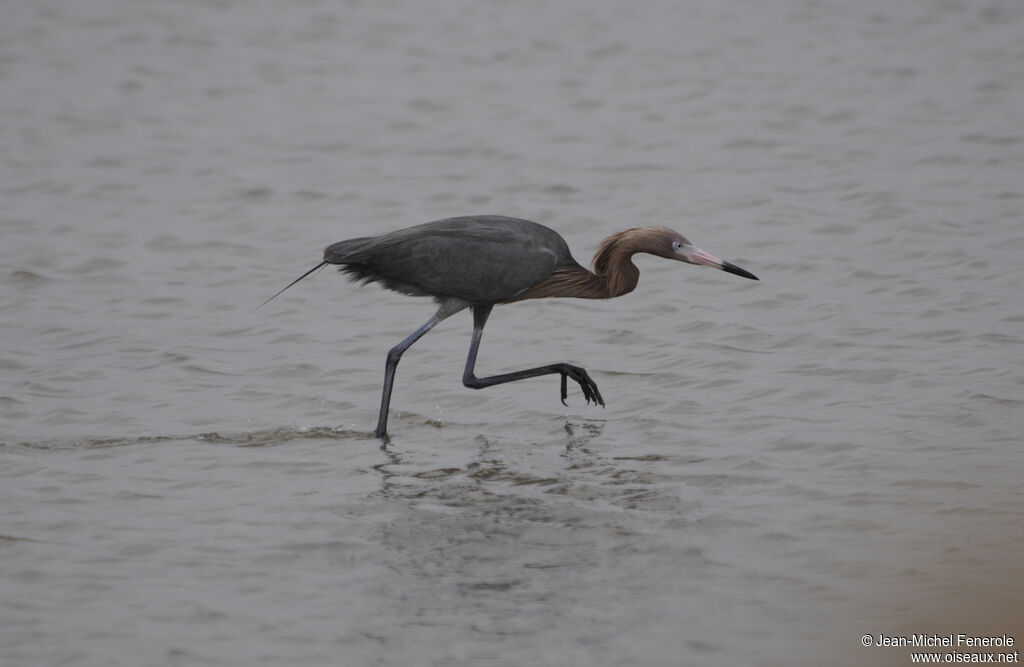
[555,364,605,408]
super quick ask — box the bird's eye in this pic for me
[671,241,682,250]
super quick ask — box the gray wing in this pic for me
[324,216,579,304]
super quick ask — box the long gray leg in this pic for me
[376,299,467,438]
[461,305,604,407]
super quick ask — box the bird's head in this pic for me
[646,228,759,281]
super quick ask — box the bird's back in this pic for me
[324,216,581,304]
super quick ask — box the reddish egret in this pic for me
[262,215,757,438]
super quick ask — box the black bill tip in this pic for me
[721,261,759,281]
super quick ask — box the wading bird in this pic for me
[262,215,758,438]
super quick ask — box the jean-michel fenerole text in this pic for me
[875,634,1014,648]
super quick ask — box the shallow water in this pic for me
[2,1,1023,665]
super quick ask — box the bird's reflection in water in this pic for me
[562,419,605,457]
[360,416,689,653]
[370,418,608,506]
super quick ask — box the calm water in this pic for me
[2,1,1023,665]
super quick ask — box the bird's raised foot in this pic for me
[555,364,605,408]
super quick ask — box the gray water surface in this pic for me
[2,1,1023,665]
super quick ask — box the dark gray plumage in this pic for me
[323,216,581,304]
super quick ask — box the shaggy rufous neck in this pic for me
[515,227,674,301]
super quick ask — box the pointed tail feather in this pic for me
[257,261,328,308]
